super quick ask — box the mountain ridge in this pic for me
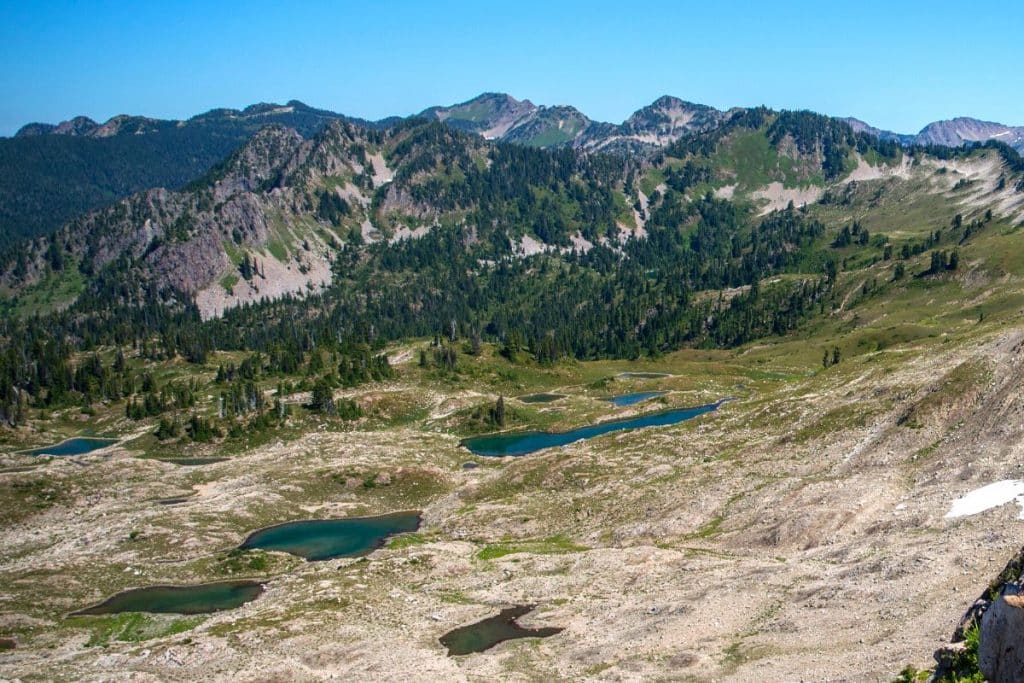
[844,115,1024,151]
[17,93,1023,156]
[5,104,1024,324]
[4,93,1023,288]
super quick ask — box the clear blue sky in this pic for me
[1,0,1022,137]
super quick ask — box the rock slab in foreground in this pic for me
[980,592,1024,682]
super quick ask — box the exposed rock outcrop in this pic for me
[932,544,1024,681]
[979,591,1024,682]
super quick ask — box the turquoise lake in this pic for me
[24,438,117,457]
[461,400,724,457]
[73,581,263,615]
[239,512,421,561]
[604,391,667,407]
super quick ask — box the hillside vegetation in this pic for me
[1,103,1024,681]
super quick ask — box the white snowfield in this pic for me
[945,480,1024,519]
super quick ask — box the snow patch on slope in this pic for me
[945,480,1024,519]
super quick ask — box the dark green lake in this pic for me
[440,605,563,655]
[156,457,228,466]
[605,390,667,407]
[72,581,263,615]
[155,496,192,506]
[24,438,117,457]
[0,465,39,474]
[461,400,723,457]
[239,512,421,561]
[517,393,565,404]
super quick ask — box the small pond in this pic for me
[156,457,228,467]
[517,393,565,404]
[72,580,264,616]
[239,512,422,561]
[23,437,117,457]
[604,391,667,407]
[617,372,671,379]
[0,465,39,474]
[440,605,563,655]
[462,400,723,457]
[155,496,192,506]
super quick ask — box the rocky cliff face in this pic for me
[17,125,343,309]
[1,119,459,317]
[932,545,1024,681]
[978,592,1024,682]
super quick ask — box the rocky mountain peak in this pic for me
[916,117,1024,148]
[12,122,57,137]
[210,124,305,199]
[51,116,101,137]
[420,92,539,140]
[622,96,725,137]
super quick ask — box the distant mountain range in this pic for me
[2,93,1021,249]
[12,100,375,139]
[420,93,728,154]
[843,116,1024,151]
[16,92,1023,155]
[420,93,1024,154]
[3,91,1024,329]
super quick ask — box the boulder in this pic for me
[979,593,1024,682]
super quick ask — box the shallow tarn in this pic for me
[516,393,565,403]
[439,605,564,655]
[461,400,723,457]
[604,390,668,407]
[154,495,192,506]
[21,437,117,457]
[72,580,264,616]
[155,457,228,466]
[239,512,422,561]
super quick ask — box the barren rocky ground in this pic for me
[2,315,1023,681]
